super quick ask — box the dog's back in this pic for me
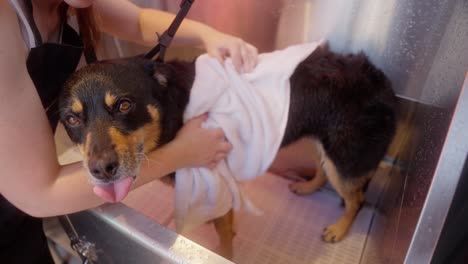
[276,45,397,242]
[282,46,397,179]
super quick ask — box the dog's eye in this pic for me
[118,99,132,113]
[66,114,80,126]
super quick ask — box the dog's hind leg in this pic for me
[320,154,366,243]
[289,162,327,195]
[288,138,328,195]
[213,209,235,259]
[271,137,327,194]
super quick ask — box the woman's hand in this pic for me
[96,1,258,72]
[201,28,258,73]
[171,114,232,169]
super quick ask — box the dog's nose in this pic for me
[88,155,119,180]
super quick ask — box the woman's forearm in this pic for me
[45,162,104,216]
[139,8,214,47]
[94,0,257,72]
[29,142,182,218]
[94,0,215,47]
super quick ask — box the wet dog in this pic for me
[59,44,396,257]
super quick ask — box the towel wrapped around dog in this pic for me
[175,41,324,233]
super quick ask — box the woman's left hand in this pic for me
[201,29,258,73]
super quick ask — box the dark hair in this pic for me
[76,7,99,55]
[59,3,100,55]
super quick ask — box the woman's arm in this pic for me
[0,2,98,217]
[93,0,257,72]
[0,2,229,217]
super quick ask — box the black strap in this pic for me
[23,0,44,46]
[84,48,98,64]
[144,0,194,62]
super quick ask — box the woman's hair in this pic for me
[59,3,100,56]
[76,7,99,54]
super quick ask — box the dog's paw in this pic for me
[289,182,314,195]
[322,223,348,243]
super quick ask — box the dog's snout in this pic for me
[88,153,119,180]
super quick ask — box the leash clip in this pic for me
[144,0,195,62]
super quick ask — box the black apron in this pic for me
[0,1,95,262]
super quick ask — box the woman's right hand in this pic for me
[171,114,232,169]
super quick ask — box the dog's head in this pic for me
[59,57,178,201]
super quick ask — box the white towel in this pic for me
[175,41,323,233]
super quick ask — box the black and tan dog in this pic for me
[59,44,396,257]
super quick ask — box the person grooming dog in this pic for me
[0,0,257,262]
[59,39,396,258]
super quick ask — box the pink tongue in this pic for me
[93,177,134,203]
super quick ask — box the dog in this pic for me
[59,44,396,258]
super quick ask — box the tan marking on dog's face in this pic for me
[114,105,162,154]
[103,105,162,175]
[71,98,83,113]
[107,126,138,178]
[105,92,117,108]
[78,133,92,167]
[108,127,129,155]
[143,105,161,152]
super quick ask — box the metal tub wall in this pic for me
[77,0,468,263]
[63,205,231,264]
[283,1,468,263]
[274,0,467,262]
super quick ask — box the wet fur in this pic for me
[283,47,396,178]
[59,45,396,256]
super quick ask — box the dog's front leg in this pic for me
[213,209,235,260]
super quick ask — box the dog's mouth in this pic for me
[93,176,136,203]
[84,147,144,203]
[80,134,150,202]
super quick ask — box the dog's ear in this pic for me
[152,63,174,87]
[144,62,174,88]
[143,61,176,100]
